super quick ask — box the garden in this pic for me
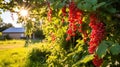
[0,0,120,67]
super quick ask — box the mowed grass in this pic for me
[0,40,25,50]
[0,40,25,46]
[0,40,41,67]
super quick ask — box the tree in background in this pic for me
[0,22,13,32]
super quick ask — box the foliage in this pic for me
[0,22,13,32]
[0,0,120,67]
[96,40,120,66]
[24,40,94,67]
[26,48,49,67]
[24,19,34,38]
[34,29,45,39]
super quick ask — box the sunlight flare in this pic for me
[20,9,28,17]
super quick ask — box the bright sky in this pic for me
[1,11,22,27]
[0,0,22,27]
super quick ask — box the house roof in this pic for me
[2,27,25,33]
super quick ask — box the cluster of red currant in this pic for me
[89,14,106,54]
[66,1,83,41]
[89,14,105,67]
[92,55,103,67]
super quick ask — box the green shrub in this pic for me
[26,48,50,67]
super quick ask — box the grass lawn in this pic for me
[0,40,42,67]
[0,40,25,50]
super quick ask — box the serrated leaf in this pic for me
[110,43,120,55]
[96,41,108,58]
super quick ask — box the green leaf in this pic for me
[83,3,92,11]
[67,46,83,57]
[77,3,92,11]
[107,7,117,13]
[80,54,94,63]
[57,2,64,8]
[110,43,120,55]
[105,41,114,47]
[93,2,106,11]
[96,2,106,7]
[72,54,94,66]
[102,60,109,67]
[96,41,108,58]
[86,0,97,5]
[77,3,83,9]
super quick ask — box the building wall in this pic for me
[2,32,25,39]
